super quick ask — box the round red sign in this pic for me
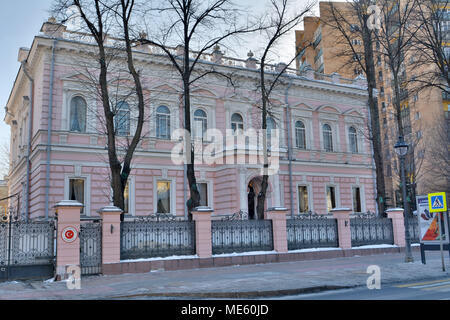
[62,226,78,243]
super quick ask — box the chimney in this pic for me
[245,50,257,69]
[212,45,224,64]
[40,17,66,38]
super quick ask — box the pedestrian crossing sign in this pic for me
[428,192,447,213]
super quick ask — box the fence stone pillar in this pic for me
[265,207,288,253]
[98,206,122,265]
[192,207,213,258]
[331,208,352,249]
[54,200,83,280]
[386,208,406,247]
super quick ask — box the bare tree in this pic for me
[250,0,315,219]
[410,0,449,94]
[324,0,387,215]
[421,114,450,194]
[52,0,147,220]
[135,0,263,219]
[371,0,423,215]
[0,142,10,179]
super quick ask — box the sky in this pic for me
[0,0,54,148]
[0,0,319,155]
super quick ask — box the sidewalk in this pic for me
[1,249,449,300]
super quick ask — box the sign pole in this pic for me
[437,212,445,272]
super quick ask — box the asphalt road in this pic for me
[276,277,450,300]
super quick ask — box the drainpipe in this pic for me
[45,40,58,221]
[285,76,294,218]
[21,61,34,222]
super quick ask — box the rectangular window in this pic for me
[69,179,85,214]
[326,186,336,212]
[198,183,208,207]
[352,187,362,213]
[298,186,309,213]
[124,181,129,215]
[156,181,171,214]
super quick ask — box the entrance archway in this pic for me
[247,176,271,220]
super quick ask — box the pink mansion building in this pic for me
[4,19,377,221]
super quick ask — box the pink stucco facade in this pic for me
[5,20,377,220]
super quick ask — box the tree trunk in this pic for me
[183,44,200,220]
[363,17,387,216]
[256,62,269,220]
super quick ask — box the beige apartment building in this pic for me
[295,1,449,209]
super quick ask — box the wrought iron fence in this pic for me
[120,219,196,260]
[211,216,274,254]
[0,211,56,281]
[80,221,102,275]
[286,213,339,250]
[406,216,420,243]
[350,212,394,246]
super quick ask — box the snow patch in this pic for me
[288,247,342,253]
[352,244,399,249]
[212,251,277,257]
[119,254,199,263]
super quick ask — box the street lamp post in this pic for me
[394,136,414,263]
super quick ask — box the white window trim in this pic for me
[296,182,313,214]
[196,180,214,210]
[351,184,366,213]
[150,101,179,140]
[225,102,251,133]
[108,176,135,216]
[346,124,362,154]
[62,90,96,134]
[293,117,311,150]
[64,173,91,216]
[229,111,246,135]
[266,111,285,148]
[125,177,135,216]
[320,121,339,152]
[153,176,177,215]
[191,106,213,141]
[325,184,340,212]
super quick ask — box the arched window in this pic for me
[70,96,87,133]
[323,123,333,152]
[349,126,358,153]
[194,109,207,140]
[115,101,130,136]
[266,117,277,147]
[156,105,171,139]
[231,113,244,134]
[295,120,306,149]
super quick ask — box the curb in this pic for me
[111,285,357,299]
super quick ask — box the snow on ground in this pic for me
[119,255,199,263]
[118,244,422,263]
[352,244,399,249]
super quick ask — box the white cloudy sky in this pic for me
[0,0,320,167]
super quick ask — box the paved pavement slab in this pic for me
[0,250,449,300]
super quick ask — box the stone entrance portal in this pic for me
[247,176,271,220]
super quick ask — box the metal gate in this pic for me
[0,219,56,282]
[80,222,102,275]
